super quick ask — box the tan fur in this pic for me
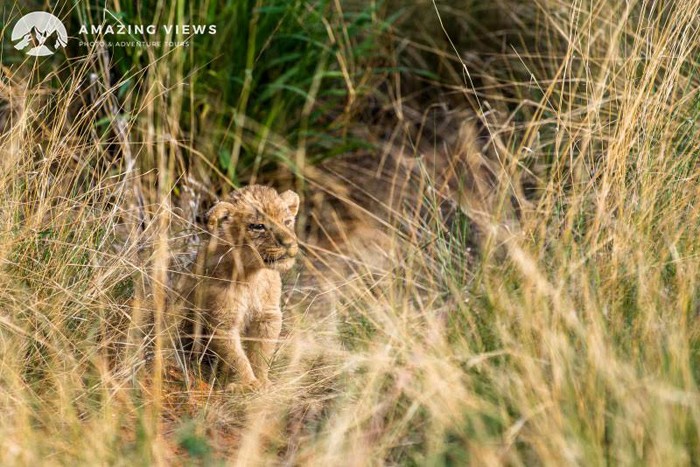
[174,185,299,391]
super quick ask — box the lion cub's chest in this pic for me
[219,269,281,327]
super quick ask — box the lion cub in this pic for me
[175,185,299,391]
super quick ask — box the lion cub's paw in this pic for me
[225,378,270,394]
[258,377,272,390]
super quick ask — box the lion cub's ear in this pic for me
[206,202,235,231]
[280,190,299,217]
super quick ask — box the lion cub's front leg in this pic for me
[210,325,261,390]
[246,308,282,387]
[206,294,260,390]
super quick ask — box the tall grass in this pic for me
[67,0,389,185]
[0,0,699,465]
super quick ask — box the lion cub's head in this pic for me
[206,185,300,273]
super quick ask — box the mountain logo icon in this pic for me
[11,12,68,57]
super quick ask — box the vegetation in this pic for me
[0,0,699,464]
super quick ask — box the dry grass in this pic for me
[1,0,700,465]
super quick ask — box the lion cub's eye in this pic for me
[248,223,266,232]
[284,219,293,227]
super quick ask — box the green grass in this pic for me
[66,0,393,185]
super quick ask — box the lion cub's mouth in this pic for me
[263,254,291,265]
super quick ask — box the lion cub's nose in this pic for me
[274,231,298,256]
[281,237,298,256]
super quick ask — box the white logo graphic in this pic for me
[12,12,68,57]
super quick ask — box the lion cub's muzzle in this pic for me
[262,226,298,268]
[283,239,299,258]
[272,226,297,254]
